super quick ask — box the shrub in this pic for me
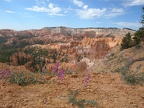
[67,88,97,108]
[122,74,139,85]
[123,73,144,85]
[114,57,144,85]
[9,72,37,86]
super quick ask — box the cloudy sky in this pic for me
[0,0,143,30]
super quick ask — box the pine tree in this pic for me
[133,29,144,45]
[140,6,144,27]
[133,6,144,45]
[120,32,132,50]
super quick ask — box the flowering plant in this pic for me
[0,68,10,79]
[52,62,64,81]
[58,69,64,80]
[53,62,59,74]
[84,74,91,86]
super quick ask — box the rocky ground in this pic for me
[0,67,144,108]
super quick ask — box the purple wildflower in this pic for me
[58,69,64,80]
[53,62,59,73]
[0,68,10,79]
[84,74,91,86]
[52,62,65,81]
[5,69,10,75]
[0,70,4,74]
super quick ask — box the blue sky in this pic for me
[0,0,144,30]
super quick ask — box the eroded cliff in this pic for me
[0,27,135,72]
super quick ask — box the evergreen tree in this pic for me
[133,29,144,45]
[133,6,144,45]
[121,32,132,50]
[140,6,144,26]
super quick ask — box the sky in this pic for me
[0,0,144,30]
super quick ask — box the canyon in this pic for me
[0,27,144,108]
[0,27,135,72]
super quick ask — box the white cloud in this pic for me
[71,0,89,10]
[26,3,62,16]
[26,6,48,12]
[4,0,11,2]
[71,0,84,7]
[6,10,15,13]
[72,0,124,19]
[71,0,124,19]
[77,8,106,19]
[64,7,73,13]
[48,3,62,14]
[105,8,125,18]
[35,0,49,6]
[124,0,144,7]
[83,5,88,9]
[116,22,141,29]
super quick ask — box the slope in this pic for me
[0,43,144,108]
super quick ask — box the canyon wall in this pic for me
[0,27,135,38]
[0,27,136,72]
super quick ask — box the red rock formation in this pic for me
[0,27,135,72]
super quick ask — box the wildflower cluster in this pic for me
[53,62,64,81]
[0,68,10,79]
[53,62,59,74]
[84,74,91,86]
[58,69,64,80]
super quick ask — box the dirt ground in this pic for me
[0,71,144,108]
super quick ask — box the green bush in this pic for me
[114,57,144,85]
[67,88,97,108]
[9,72,37,86]
[123,73,144,85]
[123,74,139,85]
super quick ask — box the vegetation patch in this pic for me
[9,72,47,86]
[113,57,144,85]
[122,73,144,85]
[67,88,97,108]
